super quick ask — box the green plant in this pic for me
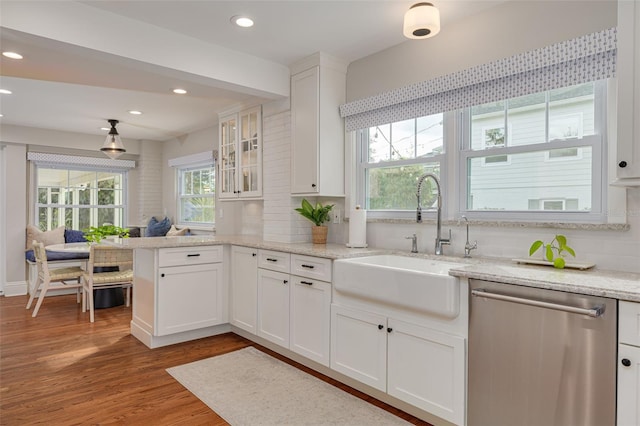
[295,199,334,227]
[83,225,130,244]
[529,234,576,269]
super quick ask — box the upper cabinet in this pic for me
[615,0,640,186]
[290,53,347,196]
[219,106,263,199]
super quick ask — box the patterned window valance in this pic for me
[27,152,136,170]
[340,27,617,131]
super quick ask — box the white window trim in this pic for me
[170,151,216,229]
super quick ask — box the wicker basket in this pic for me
[311,226,328,244]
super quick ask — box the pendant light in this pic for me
[403,2,441,39]
[101,119,126,159]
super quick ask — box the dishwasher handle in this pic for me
[471,288,605,318]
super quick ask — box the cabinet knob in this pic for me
[622,358,632,367]
[378,324,384,330]
[311,183,317,188]
[619,161,628,168]
[161,273,165,277]
[252,253,257,257]
[283,280,288,284]
[387,327,393,333]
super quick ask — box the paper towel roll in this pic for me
[347,206,367,248]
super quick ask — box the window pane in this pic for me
[467,147,592,211]
[471,100,505,150]
[180,197,215,223]
[549,83,594,141]
[366,164,439,211]
[391,119,415,160]
[417,114,444,157]
[507,92,546,146]
[368,124,391,163]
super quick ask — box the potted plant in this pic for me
[83,225,130,244]
[295,199,334,244]
[529,234,576,269]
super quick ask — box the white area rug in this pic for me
[167,347,411,426]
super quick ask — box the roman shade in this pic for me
[339,27,617,132]
[27,152,135,170]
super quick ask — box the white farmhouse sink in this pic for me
[333,255,463,318]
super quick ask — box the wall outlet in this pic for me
[332,210,341,224]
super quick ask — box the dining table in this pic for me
[45,242,125,309]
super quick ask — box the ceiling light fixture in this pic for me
[2,51,23,60]
[231,15,254,28]
[403,2,441,39]
[173,88,187,94]
[128,110,142,115]
[100,119,126,159]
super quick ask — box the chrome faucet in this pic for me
[461,215,477,258]
[405,234,418,253]
[416,173,450,255]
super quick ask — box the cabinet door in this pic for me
[290,277,331,366]
[230,246,258,333]
[257,269,290,347]
[156,263,224,336]
[219,113,238,199]
[330,304,387,391]
[616,0,640,182]
[291,67,320,194]
[238,106,262,198]
[387,318,465,426]
[618,344,640,426]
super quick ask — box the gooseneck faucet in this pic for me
[461,215,478,258]
[416,173,451,255]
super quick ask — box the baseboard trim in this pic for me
[3,280,28,297]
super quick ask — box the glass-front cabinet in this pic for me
[219,106,262,199]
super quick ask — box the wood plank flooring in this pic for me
[0,294,431,425]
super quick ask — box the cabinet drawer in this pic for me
[291,254,332,281]
[258,249,290,273]
[158,246,223,267]
[620,301,640,347]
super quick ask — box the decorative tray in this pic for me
[512,258,595,270]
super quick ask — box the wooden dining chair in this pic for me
[26,240,84,317]
[81,245,134,323]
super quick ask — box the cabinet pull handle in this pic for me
[622,358,632,367]
[378,324,384,330]
[283,280,288,284]
[300,280,313,286]
[161,273,165,277]
[301,264,315,269]
[187,253,201,257]
[266,258,278,262]
[387,327,393,333]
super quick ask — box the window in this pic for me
[461,81,606,221]
[177,165,215,226]
[357,113,445,217]
[35,167,126,231]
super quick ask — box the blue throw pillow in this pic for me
[65,229,87,243]
[145,217,171,237]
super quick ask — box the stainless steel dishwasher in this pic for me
[468,279,616,426]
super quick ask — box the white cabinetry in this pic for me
[290,53,346,196]
[615,0,640,185]
[131,245,227,348]
[618,301,640,425]
[230,246,258,333]
[256,250,332,366]
[331,305,465,425]
[219,106,263,198]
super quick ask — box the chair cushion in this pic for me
[25,250,89,263]
[26,225,65,250]
[45,267,84,281]
[64,229,87,243]
[145,217,171,237]
[166,225,189,236]
[84,270,134,284]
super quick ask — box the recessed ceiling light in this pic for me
[2,51,23,60]
[128,110,142,115]
[173,88,187,94]
[231,15,254,28]
[0,89,12,95]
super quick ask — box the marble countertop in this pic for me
[110,235,640,302]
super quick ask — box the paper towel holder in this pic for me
[346,205,368,248]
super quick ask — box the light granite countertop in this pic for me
[110,235,640,302]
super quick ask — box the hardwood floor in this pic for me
[0,294,431,425]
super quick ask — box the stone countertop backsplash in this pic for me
[110,235,640,302]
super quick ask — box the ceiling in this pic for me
[0,1,504,143]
